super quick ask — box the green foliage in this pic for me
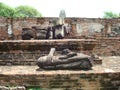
[0,3,15,17]
[0,3,42,17]
[28,87,42,90]
[14,5,42,17]
[103,11,119,18]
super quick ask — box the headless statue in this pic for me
[37,48,93,70]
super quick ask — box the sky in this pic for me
[0,0,120,18]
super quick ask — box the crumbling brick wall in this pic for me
[0,17,120,56]
[0,39,96,65]
[93,38,120,56]
[0,17,120,40]
[0,72,119,90]
[12,17,58,39]
[0,17,8,40]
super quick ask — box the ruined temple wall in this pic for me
[0,17,120,40]
[10,17,120,39]
[0,17,8,40]
[12,17,58,39]
[65,18,120,38]
[0,17,120,56]
[93,38,120,56]
[12,18,37,40]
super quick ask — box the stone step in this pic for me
[0,64,119,90]
[0,39,97,51]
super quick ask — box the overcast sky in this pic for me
[0,0,120,18]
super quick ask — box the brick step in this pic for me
[0,39,97,51]
[0,59,36,65]
[0,65,119,90]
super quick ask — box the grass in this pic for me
[28,87,42,90]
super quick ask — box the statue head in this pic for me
[61,49,71,54]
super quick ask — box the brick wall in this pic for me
[0,38,120,65]
[0,17,120,90]
[0,39,96,65]
[0,72,119,90]
[93,38,120,56]
[0,17,120,40]
[12,17,59,40]
[0,17,8,40]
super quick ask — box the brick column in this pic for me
[71,24,77,37]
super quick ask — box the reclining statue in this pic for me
[37,48,93,70]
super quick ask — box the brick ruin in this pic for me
[0,17,120,90]
[0,17,120,56]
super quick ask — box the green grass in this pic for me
[28,87,42,90]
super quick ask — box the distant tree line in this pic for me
[0,3,42,17]
[1,3,119,19]
[103,11,119,18]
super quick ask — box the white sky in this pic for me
[0,0,120,18]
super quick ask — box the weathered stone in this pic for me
[10,86,26,90]
[37,48,93,70]
[0,85,9,90]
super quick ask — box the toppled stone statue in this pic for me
[37,48,93,70]
[21,28,36,40]
[21,20,71,40]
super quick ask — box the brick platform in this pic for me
[0,39,97,65]
[0,56,120,90]
[0,39,96,51]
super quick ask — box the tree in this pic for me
[14,5,42,17]
[103,11,119,18]
[0,3,15,17]
[0,3,42,17]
